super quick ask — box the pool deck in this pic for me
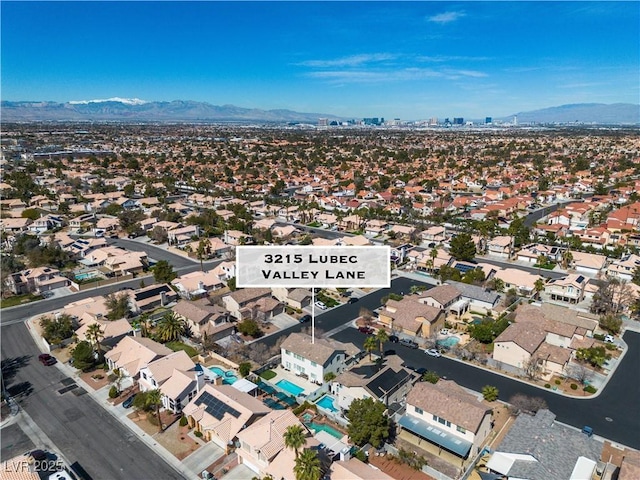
[269,366,319,397]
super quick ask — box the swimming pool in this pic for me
[276,378,305,396]
[437,336,460,348]
[208,366,238,384]
[305,422,343,439]
[316,395,338,413]
[75,271,101,281]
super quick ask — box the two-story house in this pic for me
[377,297,444,339]
[138,350,202,413]
[104,336,173,387]
[399,380,492,459]
[280,332,360,385]
[222,288,272,320]
[5,266,70,295]
[171,270,225,299]
[545,274,589,304]
[183,384,271,452]
[418,284,465,317]
[487,235,515,259]
[172,299,232,340]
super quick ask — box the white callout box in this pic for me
[236,246,391,288]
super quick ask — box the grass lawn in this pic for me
[260,370,276,380]
[165,341,198,358]
[1,293,43,308]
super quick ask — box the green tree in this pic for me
[132,391,150,411]
[40,314,74,344]
[21,208,41,221]
[346,397,390,448]
[449,233,476,261]
[482,385,499,402]
[492,277,505,293]
[364,336,377,361]
[146,389,164,432]
[438,265,462,283]
[237,318,262,338]
[156,311,185,342]
[86,323,105,359]
[293,448,321,480]
[283,424,306,459]
[196,238,209,272]
[71,340,95,371]
[534,278,546,300]
[422,371,440,384]
[376,329,389,357]
[105,292,131,319]
[462,267,485,285]
[576,346,611,368]
[226,277,237,291]
[599,313,623,334]
[238,362,251,377]
[152,260,176,283]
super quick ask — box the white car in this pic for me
[425,349,441,357]
[314,301,327,310]
[604,334,615,343]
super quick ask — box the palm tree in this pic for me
[156,312,185,342]
[481,385,499,402]
[492,277,505,293]
[86,323,104,359]
[562,249,574,269]
[196,238,209,272]
[430,247,438,265]
[376,329,389,357]
[283,424,306,459]
[146,389,164,432]
[294,448,321,480]
[534,278,546,300]
[364,336,377,361]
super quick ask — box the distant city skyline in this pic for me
[2,1,638,120]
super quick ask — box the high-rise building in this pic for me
[453,117,464,125]
[318,118,328,126]
[485,117,492,124]
[429,117,438,126]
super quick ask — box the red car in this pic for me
[38,353,56,366]
[358,326,374,334]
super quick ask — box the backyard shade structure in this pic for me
[398,415,473,458]
[262,397,285,409]
[231,378,257,394]
[276,391,298,406]
[256,381,276,395]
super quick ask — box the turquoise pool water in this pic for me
[276,379,305,396]
[208,366,238,384]
[306,422,343,439]
[437,336,460,348]
[75,271,100,281]
[316,395,338,413]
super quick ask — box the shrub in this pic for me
[605,343,617,351]
[239,362,251,377]
[108,386,119,398]
[555,379,561,385]
[584,385,597,394]
[179,416,188,427]
[260,370,276,380]
[544,384,551,389]
[593,333,605,341]
[570,383,578,390]
[194,430,203,438]
[353,449,367,463]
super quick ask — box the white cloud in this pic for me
[298,53,397,68]
[306,67,486,84]
[427,11,466,24]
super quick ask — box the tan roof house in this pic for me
[105,336,172,383]
[330,458,395,480]
[171,270,225,299]
[138,350,202,413]
[172,299,231,339]
[400,380,492,459]
[183,384,271,452]
[378,297,444,339]
[222,288,271,320]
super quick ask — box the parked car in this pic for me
[347,297,359,304]
[358,326,374,334]
[299,314,312,323]
[314,301,327,310]
[399,338,419,349]
[604,334,615,343]
[38,353,56,366]
[29,449,47,461]
[384,349,396,356]
[388,335,399,343]
[122,394,136,409]
[425,348,441,357]
[109,233,119,239]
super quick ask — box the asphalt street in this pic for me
[476,257,565,279]
[1,322,184,480]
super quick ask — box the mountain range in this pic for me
[1,99,638,124]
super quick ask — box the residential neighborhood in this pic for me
[2,123,640,480]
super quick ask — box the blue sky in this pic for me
[2,1,638,120]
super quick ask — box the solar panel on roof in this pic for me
[576,275,585,283]
[194,391,241,420]
[454,263,476,273]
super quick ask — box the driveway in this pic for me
[181,441,225,476]
[269,312,300,330]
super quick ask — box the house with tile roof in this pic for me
[331,357,417,412]
[606,253,640,282]
[4,266,70,295]
[236,409,309,477]
[486,409,603,480]
[183,384,271,452]
[545,274,590,305]
[104,336,173,386]
[222,288,272,320]
[280,332,360,385]
[487,235,515,258]
[445,281,501,314]
[171,270,225,299]
[138,350,202,413]
[172,299,231,339]
[399,380,492,459]
[330,458,395,480]
[378,296,445,339]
